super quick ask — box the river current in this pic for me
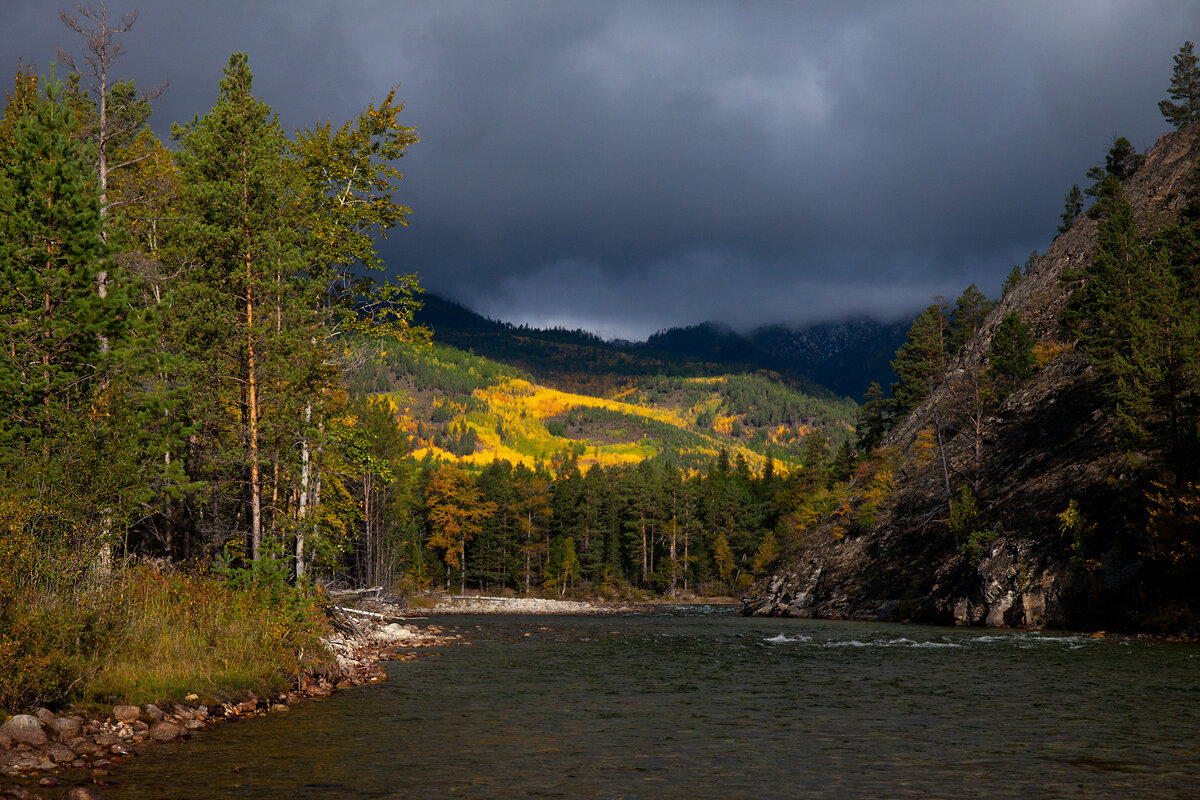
[98,607,1198,799]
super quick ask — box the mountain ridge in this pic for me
[414,293,909,400]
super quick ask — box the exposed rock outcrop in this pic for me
[745,126,1200,629]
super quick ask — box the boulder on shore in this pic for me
[371,622,415,642]
[40,742,76,763]
[0,716,46,747]
[62,786,105,800]
[112,705,140,724]
[51,716,83,741]
[148,721,183,742]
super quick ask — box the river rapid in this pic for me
[97,607,1198,799]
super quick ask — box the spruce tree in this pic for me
[1160,41,1200,129]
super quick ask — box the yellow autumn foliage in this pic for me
[1033,340,1069,369]
[912,428,938,466]
[712,414,735,435]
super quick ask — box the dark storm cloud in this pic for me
[3,1,1198,338]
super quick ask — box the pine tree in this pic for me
[0,62,38,169]
[1160,41,1200,129]
[948,284,993,356]
[171,53,301,560]
[987,312,1035,399]
[855,381,889,453]
[0,70,122,462]
[1085,138,1142,218]
[1063,188,1144,374]
[1060,186,1200,478]
[1059,184,1084,233]
[1002,264,1023,297]
[1104,137,1141,179]
[890,301,948,416]
[1111,252,1200,474]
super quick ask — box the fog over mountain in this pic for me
[3,1,1197,338]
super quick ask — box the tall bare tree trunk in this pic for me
[296,405,312,579]
[640,512,648,586]
[669,512,678,597]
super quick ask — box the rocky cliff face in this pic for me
[744,126,1200,629]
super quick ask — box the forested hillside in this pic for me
[347,340,857,471]
[746,51,1200,632]
[326,339,862,598]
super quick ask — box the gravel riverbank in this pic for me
[413,594,656,615]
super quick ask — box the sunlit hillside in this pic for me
[348,341,858,473]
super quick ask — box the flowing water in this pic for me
[92,607,1199,799]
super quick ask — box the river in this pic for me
[95,607,1198,799]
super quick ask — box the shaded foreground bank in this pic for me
[0,598,460,798]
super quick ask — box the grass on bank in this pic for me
[0,509,332,716]
[80,565,333,707]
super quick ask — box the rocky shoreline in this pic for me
[0,604,460,800]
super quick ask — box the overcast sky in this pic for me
[3,1,1196,339]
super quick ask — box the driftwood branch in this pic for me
[327,585,383,601]
[330,605,426,623]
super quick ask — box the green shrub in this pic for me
[963,529,1001,566]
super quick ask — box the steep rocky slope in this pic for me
[744,126,1200,629]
